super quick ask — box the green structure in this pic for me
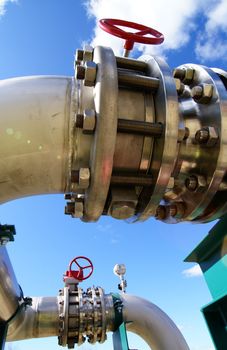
[186,215,227,350]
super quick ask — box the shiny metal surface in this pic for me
[136,55,179,222]
[0,246,22,322]
[180,65,227,222]
[7,296,60,341]
[0,76,73,203]
[83,46,118,222]
[121,293,190,350]
[58,286,115,348]
[0,45,226,224]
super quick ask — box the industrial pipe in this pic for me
[0,246,22,322]
[7,297,60,341]
[0,75,74,203]
[6,286,190,350]
[121,293,190,350]
[1,46,227,224]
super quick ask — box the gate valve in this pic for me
[63,256,94,285]
[99,18,164,57]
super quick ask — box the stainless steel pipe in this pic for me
[7,297,60,341]
[0,76,74,204]
[6,288,190,350]
[0,46,227,224]
[0,246,22,322]
[121,293,190,350]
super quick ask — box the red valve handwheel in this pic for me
[99,18,164,51]
[68,256,94,281]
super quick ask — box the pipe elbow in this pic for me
[120,293,190,350]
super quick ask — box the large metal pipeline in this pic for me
[6,285,189,350]
[0,246,22,322]
[121,293,189,350]
[1,46,227,224]
[7,296,60,341]
[0,246,188,349]
[1,43,226,348]
[0,75,73,203]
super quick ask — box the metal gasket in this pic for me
[136,56,179,221]
[83,46,118,221]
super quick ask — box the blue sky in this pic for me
[1,1,227,350]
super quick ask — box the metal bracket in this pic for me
[112,323,129,350]
[0,224,16,245]
[0,323,8,350]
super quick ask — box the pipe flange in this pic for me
[83,46,118,222]
[135,55,179,221]
[177,64,227,222]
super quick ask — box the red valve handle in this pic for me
[99,18,164,51]
[68,256,94,281]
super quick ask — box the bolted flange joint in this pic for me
[58,286,115,348]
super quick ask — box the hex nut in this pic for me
[75,113,84,128]
[196,175,207,192]
[173,67,195,84]
[110,202,135,220]
[79,168,90,189]
[75,65,85,80]
[73,201,84,218]
[65,202,75,215]
[64,193,72,200]
[169,202,185,219]
[206,126,219,147]
[195,128,209,144]
[191,85,203,100]
[84,61,97,87]
[173,68,186,81]
[174,78,185,95]
[83,109,96,134]
[83,44,94,62]
[185,175,198,191]
[191,83,214,104]
[195,126,218,147]
[75,49,84,65]
[71,170,79,183]
[183,68,195,84]
[155,205,167,220]
[185,175,207,193]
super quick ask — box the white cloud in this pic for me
[195,0,227,62]
[182,265,203,278]
[85,0,227,61]
[85,0,209,56]
[0,0,17,17]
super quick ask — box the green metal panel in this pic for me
[112,323,129,350]
[202,295,227,350]
[185,214,227,350]
[204,255,227,300]
[185,214,227,299]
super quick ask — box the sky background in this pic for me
[1,1,227,350]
